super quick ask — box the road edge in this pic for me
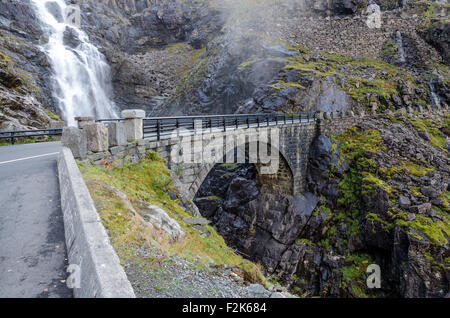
[57,147,135,298]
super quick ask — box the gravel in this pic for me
[123,246,293,298]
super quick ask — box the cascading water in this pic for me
[429,78,442,109]
[31,0,118,126]
[395,30,406,64]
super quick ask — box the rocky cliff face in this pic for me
[0,0,58,130]
[1,0,448,126]
[195,114,449,297]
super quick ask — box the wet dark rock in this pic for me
[224,177,260,213]
[45,1,63,23]
[63,27,81,49]
[421,22,450,65]
[194,197,220,218]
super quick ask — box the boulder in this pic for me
[399,195,411,209]
[420,187,438,199]
[141,205,186,244]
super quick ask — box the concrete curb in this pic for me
[57,147,135,298]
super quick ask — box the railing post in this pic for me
[122,110,145,142]
[11,132,14,145]
[223,118,226,132]
[266,115,269,127]
[246,117,250,129]
[257,116,260,128]
[157,119,161,141]
[284,114,286,124]
[235,117,238,129]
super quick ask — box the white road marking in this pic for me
[0,152,59,165]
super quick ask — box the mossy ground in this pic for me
[44,109,62,121]
[79,151,265,284]
[339,254,374,298]
[408,116,448,151]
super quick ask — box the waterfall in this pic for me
[429,78,442,109]
[395,31,406,64]
[31,0,118,126]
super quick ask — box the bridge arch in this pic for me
[181,137,296,202]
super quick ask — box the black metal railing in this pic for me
[0,128,63,145]
[143,112,316,141]
[95,118,125,123]
[0,112,316,145]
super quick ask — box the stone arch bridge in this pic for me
[63,109,372,203]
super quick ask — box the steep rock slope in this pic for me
[0,0,59,130]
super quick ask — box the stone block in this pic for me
[108,122,127,147]
[110,146,125,156]
[62,127,87,159]
[84,123,109,153]
[121,109,145,119]
[75,116,95,128]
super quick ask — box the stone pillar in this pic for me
[62,127,87,159]
[108,122,127,147]
[84,123,109,153]
[121,110,145,142]
[75,116,95,128]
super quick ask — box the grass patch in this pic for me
[399,160,435,177]
[339,253,374,298]
[44,109,62,121]
[408,117,447,151]
[396,214,450,246]
[80,151,265,283]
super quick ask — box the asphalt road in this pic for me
[0,142,72,298]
